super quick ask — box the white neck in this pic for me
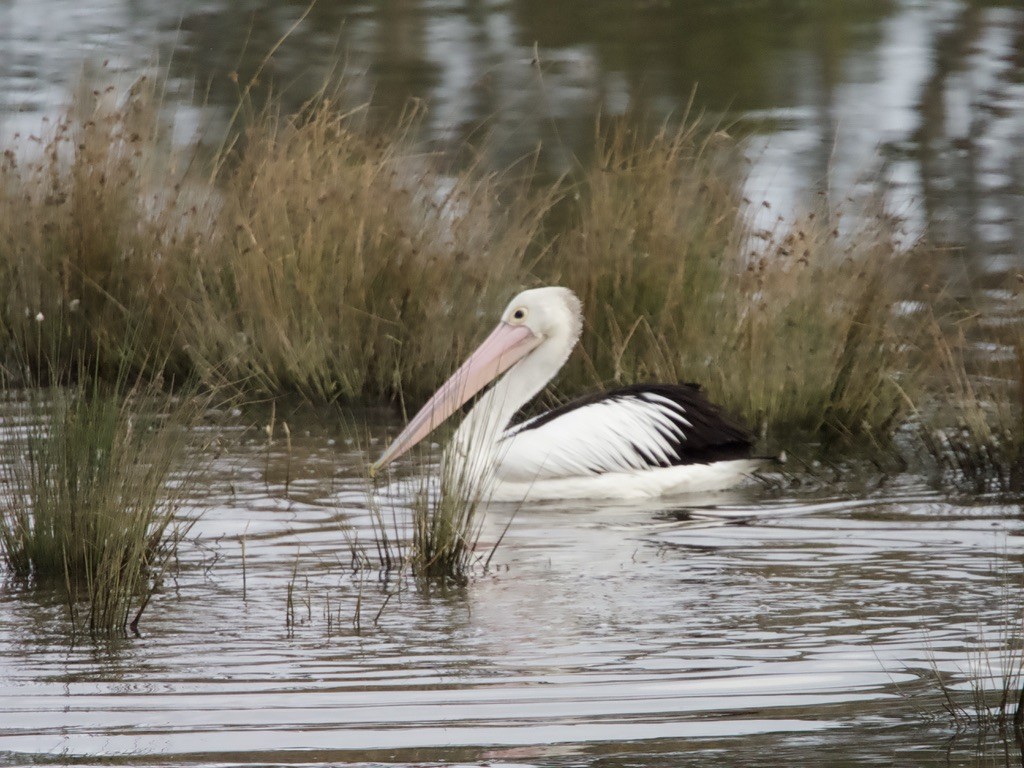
[443,331,574,493]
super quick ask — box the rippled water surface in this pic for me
[3,413,1024,766]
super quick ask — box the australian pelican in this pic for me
[372,287,766,500]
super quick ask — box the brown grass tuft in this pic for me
[536,119,926,443]
[921,302,1024,494]
[181,101,553,403]
[0,79,185,384]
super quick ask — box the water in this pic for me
[3,411,1024,766]
[2,1,1024,764]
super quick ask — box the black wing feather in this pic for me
[510,383,754,468]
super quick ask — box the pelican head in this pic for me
[371,286,583,473]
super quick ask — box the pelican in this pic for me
[372,287,766,501]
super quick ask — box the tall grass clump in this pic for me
[719,210,923,441]
[183,100,552,403]
[539,118,926,443]
[360,409,502,584]
[0,365,205,636]
[410,489,483,582]
[361,454,494,585]
[0,79,186,384]
[920,302,1024,494]
[409,453,498,583]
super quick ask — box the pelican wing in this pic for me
[496,384,754,482]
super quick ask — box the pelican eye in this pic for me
[511,307,528,323]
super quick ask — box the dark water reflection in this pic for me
[1,0,1023,275]
[3,413,1024,765]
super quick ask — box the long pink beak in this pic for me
[372,322,541,472]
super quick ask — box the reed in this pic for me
[355,398,504,583]
[0,364,205,636]
[0,82,940,452]
[924,561,1024,733]
[0,79,187,385]
[408,454,494,583]
[361,483,407,576]
[538,119,926,444]
[181,100,552,403]
[359,464,488,584]
[920,306,1024,494]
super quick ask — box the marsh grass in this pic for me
[354,409,504,583]
[360,462,492,584]
[538,119,927,444]
[0,75,995,492]
[920,308,1024,494]
[0,83,930,446]
[182,100,554,403]
[0,79,189,385]
[725,210,923,442]
[411,454,501,583]
[0,84,553,404]
[361,482,407,575]
[0,367,206,636]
